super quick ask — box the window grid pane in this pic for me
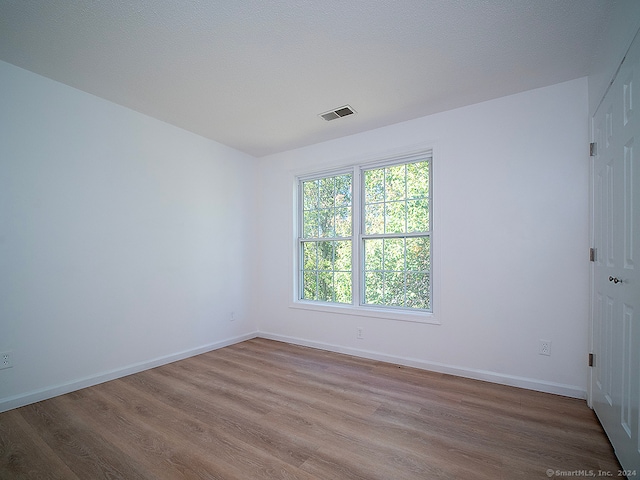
[363,236,430,310]
[302,176,352,239]
[363,160,430,236]
[301,240,353,303]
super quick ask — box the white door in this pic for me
[591,29,640,473]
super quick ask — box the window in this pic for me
[300,173,353,303]
[297,152,432,313]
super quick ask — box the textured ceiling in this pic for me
[0,0,613,157]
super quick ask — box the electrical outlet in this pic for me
[230,311,235,322]
[539,340,551,356]
[357,327,364,340]
[0,351,13,370]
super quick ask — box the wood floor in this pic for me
[0,338,621,479]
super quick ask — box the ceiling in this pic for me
[0,0,613,158]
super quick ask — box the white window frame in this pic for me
[292,148,438,325]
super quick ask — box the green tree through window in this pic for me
[301,174,353,303]
[363,161,430,310]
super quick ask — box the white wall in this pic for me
[0,61,258,411]
[256,78,590,398]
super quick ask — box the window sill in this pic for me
[289,300,440,325]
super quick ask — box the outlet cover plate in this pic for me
[0,351,13,370]
[539,340,551,356]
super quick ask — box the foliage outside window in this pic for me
[301,174,353,303]
[298,154,431,312]
[362,161,430,310]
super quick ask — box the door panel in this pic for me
[591,28,640,473]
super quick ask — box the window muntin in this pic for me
[297,153,432,313]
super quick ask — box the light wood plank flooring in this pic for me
[0,338,621,479]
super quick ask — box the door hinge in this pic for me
[590,247,597,262]
[589,353,595,367]
[590,142,598,156]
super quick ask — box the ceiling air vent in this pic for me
[319,105,356,121]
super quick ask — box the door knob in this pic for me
[609,276,622,284]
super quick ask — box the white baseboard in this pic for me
[0,332,259,413]
[257,331,587,400]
